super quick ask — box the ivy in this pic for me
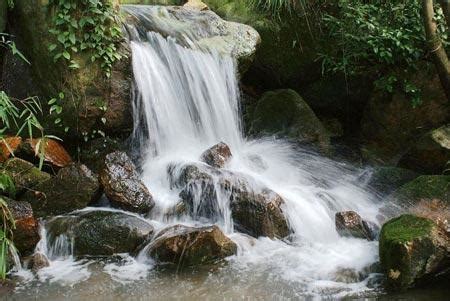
[48,0,123,78]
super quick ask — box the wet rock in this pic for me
[147,224,236,267]
[366,166,419,197]
[379,214,450,290]
[398,125,450,174]
[47,210,154,256]
[29,252,50,271]
[0,137,22,162]
[175,164,290,239]
[410,199,449,233]
[21,163,100,217]
[100,151,155,214]
[2,158,51,194]
[335,211,377,240]
[5,198,40,255]
[26,138,72,168]
[200,142,232,168]
[79,137,124,173]
[248,89,330,152]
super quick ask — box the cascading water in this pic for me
[8,5,387,299]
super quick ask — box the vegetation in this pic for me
[0,175,16,280]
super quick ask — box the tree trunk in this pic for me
[423,0,450,101]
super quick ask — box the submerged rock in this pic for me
[200,142,232,168]
[247,89,330,152]
[147,224,236,267]
[5,198,40,255]
[100,151,155,214]
[28,252,50,271]
[335,211,377,240]
[398,125,450,174]
[379,214,450,290]
[2,158,51,194]
[175,164,290,239]
[21,163,100,218]
[47,210,154,256]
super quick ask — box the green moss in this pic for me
[380,214,434,243]
[391,176,450,205]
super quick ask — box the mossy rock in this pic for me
[379,214,450,291]
[248,89,330,152]
[46,210,154,256]
[0,0,7,33]
[2,158,51,194]
[367,166,419,197]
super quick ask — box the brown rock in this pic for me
[0,136,22,162]
[26,138,72,168]
[200,142,232,168]
[335,211,377,240]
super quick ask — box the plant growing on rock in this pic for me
[0,176,17,280]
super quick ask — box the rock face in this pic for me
[5,198,40,255]
[122,4,260,72]
[335,211,377,240]
[79,137,124,173]
[21,163,100,217]
[379,214,450,290]
[174,164,290,239]
[200,142,232,168]
[398,125,450,174]
[2,158,51,194]
[100,151,155,214]
[147,224,237,267]
[47,210,154,256]
[247,89,330,152]
[366,167,419,197]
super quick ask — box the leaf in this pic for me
[62,51,71,60]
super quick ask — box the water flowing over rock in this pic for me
[174,164,290,239]
[366,166,419,197]
[28,252,50,271]
[21,163,100,217]
[200,142,232,168]
[47,210,154,256]
[100,151,155,214]
[122,4,260,72]
[335,211,377,241]
[379,214,450,290]
[146,224,236,267]
[5,198,40,255]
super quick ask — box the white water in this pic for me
[9,8,385,299]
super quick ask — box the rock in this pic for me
[200,142,232,168]
[398,125,450,174]
[184,0,208,10]
[0,137,22,163]
[26,138,72,168]
[379,214,450,290]
[79,137,124,173]
[5,198,40,255]
[335,211,377,240]
[361,64,449,164]
[21,163,100,217]
[0,0,6,33]
[174,164,290,239]
[46,210,154,256]
[147,224,236,267]
[100,151,154,214]
[2,158,51,194]
[410,199,449,233]
[366,166,419,196]
[29,252,50,271]
[247,89,330,152]
[122,4,260,72]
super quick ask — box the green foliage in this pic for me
[251,0,297,14]
[48,0,123,78]
[320,0,448,105]
[0,177,16,280]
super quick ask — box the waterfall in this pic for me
[127,5,382,293]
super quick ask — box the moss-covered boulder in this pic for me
[366,166,419,197]
[21,163,100,217]
[46,210,154,256]
[147,224,237,267]
[2,158,51,194]
[248,89,330,151]
[398,125,450,174]
[379,214,450,291]
[9,0,132,137]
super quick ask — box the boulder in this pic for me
[2,158,51,194]
[335,211,377,240]
[46,210,154,256]
[122,4,260,72]
[379,214,450,290]
[200,142,232,168]
[184,0,208,10]
[79,137,124,173]
[366,166,419,197]
[147,224,236,267]
[5,198,40,255]
[247,89,330,152]
[28,252,50,271]
[174,164,290,239]
[100,151,154,214]
[21,163,100,217]
[398,125,450,174]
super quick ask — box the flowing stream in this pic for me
[5,5,400,300]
